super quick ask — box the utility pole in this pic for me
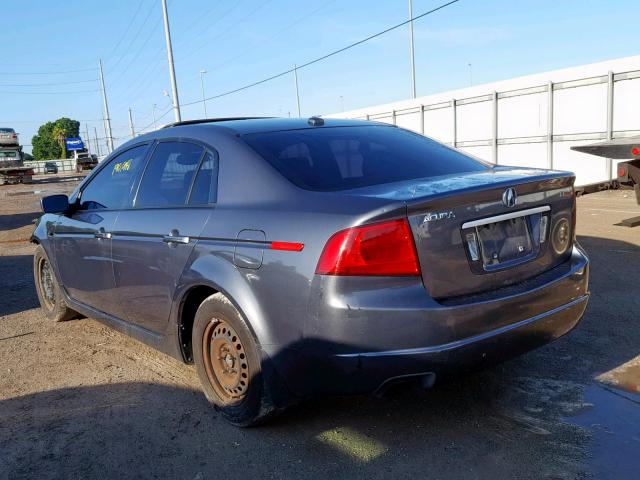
[103,123,110,155]
[162,0,181,122]
[152,104,157,130]
[468,63,473,87]
[98,58,114,152]
[94,127,101,157]
[293,64,301,118]
[85,124,91,153]
[128,108,135,138]
[408,0,417,98]
[199,69,208,118]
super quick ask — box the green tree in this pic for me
[31,117,80,160]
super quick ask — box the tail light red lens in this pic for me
[315,219,421,276]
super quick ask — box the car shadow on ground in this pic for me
[0,375,588,480]
[0,235,638,479]
[0,211,39,232]
[0,255,38,316]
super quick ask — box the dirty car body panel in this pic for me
[32,117,590,403]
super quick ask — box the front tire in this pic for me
[193,293,276,426]
[33,245,76,322]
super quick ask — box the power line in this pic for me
[0,89,100,95]
[104,0,148,60]
[109,50,165,106]
[105,0,157,76]
[177,0,273,64]
[0,78,99,87]
[0,67,97,75]
[138,105,173,132]
[173,0,245,52]
[118,16,164,79]
[182,0,461,107]
[172,0,223,49]
[206,0,338,74]
[0,119,105,123]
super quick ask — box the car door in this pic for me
[53,144,149,315]
[110,140,218,333]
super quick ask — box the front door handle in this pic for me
[94,228,112,240]
[163,229,190,245]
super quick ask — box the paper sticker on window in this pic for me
[112,159,132,175]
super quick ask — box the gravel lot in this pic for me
[1,174,639,479]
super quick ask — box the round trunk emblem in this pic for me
[502,188,517,208]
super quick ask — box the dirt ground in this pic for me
[1,174,639,480]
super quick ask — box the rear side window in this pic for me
[243,126,487,191]
[79,144,148,210]
[189,151,218,205]
[136,142,204,207]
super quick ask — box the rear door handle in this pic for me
[163,229,190,245]
[94,228,112,240]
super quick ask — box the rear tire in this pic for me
[33,245,76,322]
[193,293,277,426]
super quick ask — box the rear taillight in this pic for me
[315,219,421,276]
[11,133,16,138]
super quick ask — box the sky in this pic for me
[1,0,639,154]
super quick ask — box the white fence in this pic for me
[326,56,640,188]
[24,159,77,175]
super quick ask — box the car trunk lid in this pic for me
[403,167,575,298]
[345,166,576,299]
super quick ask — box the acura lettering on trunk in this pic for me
[32,117,590,426]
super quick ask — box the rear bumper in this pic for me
[267,245,589,396]
[325,293,588,394]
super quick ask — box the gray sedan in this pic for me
[32,117,589,426]
[0,127,18,146]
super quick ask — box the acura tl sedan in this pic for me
[32,117,589,426]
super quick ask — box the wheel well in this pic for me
[178,285,218,363]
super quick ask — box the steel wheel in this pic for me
[38,256,56,310]
[202,318,250,404]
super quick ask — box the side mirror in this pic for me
[41,194,69,214]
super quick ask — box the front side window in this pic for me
[135,142,204,208]
[79,144,148,210]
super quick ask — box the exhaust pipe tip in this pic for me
[373,372,437,398]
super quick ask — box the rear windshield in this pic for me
[0,128,15,133]
[243,125,487,191]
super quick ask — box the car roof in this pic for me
[160,117,392,135]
